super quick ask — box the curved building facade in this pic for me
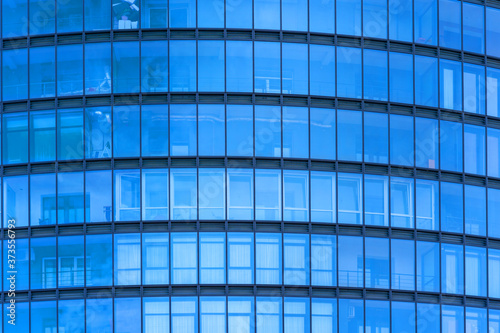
[1,0,500,331]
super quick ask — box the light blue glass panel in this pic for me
[58,299,84,332]
[228,297,254,333]
[30,46,56,98]
[312,298,337,332]
[390,52,414,104]
[255,105,281,157]
[390,114,414,166]
[442,243,464,294]
[171,297,198,333]
[490,309,500,333]
[337,47,362,98]
[464,124,485,175]
[364,49,388,101]
[338,173,362,224]
[338,109,362,162]
[199,104,225,156]
[417,303,440,333]
[364,112,388,163]
[415,117,438,169]
[86,299,113,333]
[311,171,335,223]
[366,300,389,332]
[227,105,253,156]
[30,173,56,226]
[392,239,415,290]
[309,0,334,33]
[115,298,141,332]
[283,107,308,158]
[86,234,112,286]
[30,110,55,162]
[363,0,387,38]
[255,42,281,94]
[3,176,28,228]
[227,41,253,92]
[336,0,361,35]
[463,3,484,54]
[31,301,56,333]
[489,249,500,298]
[58,0,83,32]
[114,233,141,285]
[227,169,254,220]
[170,40,196,92]
[254,0,279,29]
[389,0,412,42]
[141,169,168,221]
[441,182,463,233]
[114,169,140,221]
[169,0,195,27]
[198,0,224,27]
[3,112,28,164]
[58,236,84,287]
[142,105,169,157]
[310,45,335,96]
[440,59,462,111]
[142,0,168,28]
[57,108,84,161]
[3,238,29,291]
[143,297,170,332]
[171,233,198,284]
[170,104,196,156]
[256,233,282,284]
[113,42,139,93]
[199,169,226,220]
[143,233,169,284]
[364,174,389,226]
[2,0,28,37]
[198,41,224,91]
[415,55,438,107]
[365,237,389,288]
[85,0,110,30]
[392,302,415,332]
[4,302,28,332]
[57,44,83,96]
[284,234,309,285]
[465,185,486,236]
[465,246,486,296]
[29,0,55,35]
[226,0,251,28]
[415,0,437,45]
[141,41,168,92]
[228,233,254,284]
[391,177,414,228]
[310,108,335,160]
[440,120,463,172]
[2,48,28,101]
[282,43,308,95]
[464,63,486,115]
[487,7,500,58]
[488,68,500,117]
[113,105,140,157]
[255,169,281,221]
[417,241,440,292]
[283,0,307,31]
[284,298,310,333]
[257,297,282,333]
[311,235,336,286]
[442,305,464,333]
[466,307,487,333]
[85,170,112,223]
[439,0,461,49]
[489,188,500,238]
[338,236,363,287]
[339,299,363,331]
[200,297,226,333]
[170,168,197,220]
[200,233,226,284]
[31,237,56,289]
[85,43,111,95]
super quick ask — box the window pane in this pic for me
[389,0,412,42]
[170,104,196,156]
[57,0,82,32]
[283,107,308,158]
[284,170,309,222]
[489,188,500,238]
[170,169,197,220]
[113,42,140,93]
[337,47,362,98]
[487,7,500,57]
[364,112,388,163]
[228,233,254,284]
[284,234,309,285]
[2,48,28,101]
[464,124,485,175]
[142,0,168,28]
[171,297,198,333]
[143,233,169,285]
[338,173,362,224]
[200,233,226,284]
[171,233,198,284]
[336,0,361,35]
[282,43,308,95]
[392,239,415,290]
[417,241,440,292]
[57,172,84,224]
[30,110,55,162]
[310,108,335,160]
[57,44,83,96]
[113,105,140,157]
[227,41,253,92]
[198,104,225,156]
[415,0,437,45]
[255,42,281,94]
[441,243,464,294]
[463,63,486,115]
[57,109,83,161]
[199,169,225,220]
[3,238,29,291]
[339,299,363,331]
[489,249,500,298]
[282,0,307,31]
[29,0,55,35]
[389,52,414,104]
[391,177,414,228]
[310,45,335,96]
[338,236,363,287]
[198,41,224,91]
[86,234,112,286]
[200,297,226,333]
[442,305,464,333]
[254,0,279,29]
[490,309,500,333]
[466,307,487,333]
[439,0,461,49]
[463,3,484,53]
[311,235,336,286]
[417,303,440,333]
[226,0,251,28]
[487,67,500,117]
[114,234,141,285]
[441,182,463,233]
[366,301,390,332]
[4,302,28,332]
[142,169,169,221]
[143,297,170,332]
[284,298,310,333]
[85,0,110,30]
[86,170,112,223]
[170,40,195,92]
[169,0,195,27]
[227,105,253,156]
[255,105,281,157]
[30,174,56,226]
[227,169,254,220]
[256,233,282,284]
[58,300,84,332]
[309,0,334,33]
[31,301,56,333]
[363,0,387,38]
[30,46,56,98]
[415,55,438,107]
[415,117,438,169]
[312,298,337,333]
[392,302,415,332]
[311,171,336,223]
[365,237,389,288]
[85,106,112,159]
[198,0,223,27]
[3,176,28,228]
[115,298,141,333]
[390,114,414,166]
[2,0,28,37]
[31,237,56,289]
[338,109,362,162]
[58,236,84,287]
[364,175,388,226]
[364,49,388,101]
[440,120,463,172]
[86,299,113,333]
[465,246,486,296]
[85,43,111,95]
[440,59,462,111]
[141,41,168,92]
[114,169,140,221]
[228,297,254,333]
[142,105,169,157]
[255,169,281,221]
[257,297,282,332]
[3,112,28,164]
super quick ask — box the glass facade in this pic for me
[0,0,499,331]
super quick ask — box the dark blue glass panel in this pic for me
[29,0,55,35]
[199,233,226,283]
[114,233,141,285]
[338,173,362,224]
[336,0,361,36]
[338,109,362,162]
[363,0,387,39]
[85,170,112,223]
[30,46,56,98]
[113,42,140,93]
[86,234,113,286]
[86,298,113,332]
[255,105,281,157]
[282,43,308,95]
[283,107,308,158]
[417,241,440,292]
[339,299,363,330]
[309,0,334,33]
[487,7,500,57]
[226,0,251,28]
[170,104,196,156]
[337,47,362,98]
[415,55,438,107]
[310,45,335,96]
[141,41,168,92]
[364,175,389,226]
[57,0,83,33]
[311,234,336,285]
[198,41,224,92]
[389,0,412,42]
[365,237,389,288]
[441,243,464,294]
[389,52,413,104]
[199,104,225,156]
[439,0,461,50]
[310,108,335,160]
[283,170,309,222]
[311,171,336,223]
[199,169,226,220]
[170,40,196,92]
[142,0,168,28]
[415,117,438,169]
[57,109,83,160]
[440,120,463,172]
[31,301,56,333]
[227,169,254,220]
[415,0,437,45]
[4,302,28,332]
[227,41,253,92]
[85,0,111,31]
[463,63,486,115]
[440,59,462,111]
[391,239,415,290]
[390,114,414,166]
[58,235,84,287]
[366,300,389,331]
[198,0,224,27]
[57,44,83,96]
[3,238,29,291]
[488,67,500,117]
[142,169,169,221]
[464,124,485,175]
[2,0,28,37]
[255,169,281,221]
[392,302,415,332]
[31,237,56,289]
[416,179,439,231]
[391,177,414,228]
[3,113,28,164]
[57,172,84,224]
[282,0,307,31]
[2,48,28,101]
[114,170,140,221]
[30,110,55,162]
[364,112,388,164]
[417,303,440,333]
[58,299,84,332]
[338,236,363,287]
[255,42,281,94]
[3,176,28,227]
[169,0,195,27]
[254,0,279,29]
[441,182,463,233]
[85,107,112,159]
[85,43,111,95]
[463,3,485,54]
[170,169,197,220]
[113,105,140,157]
[227,105,253,156]
[171,233,198,284]
[142,105,169,157]
[30,174,56,226]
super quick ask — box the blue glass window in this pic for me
[417,241,440,292]
[489,188,500,239]
[85,43,111,95]
[141,41,168,92]
[490,309,500,333]
[441,181,463,233]
[255,42,281,94]
[170,104,196,156]
[489,249,500,298]
[443,305,464,332]
[389,0,412,42]
[311,235,336,286]
[364,49,388,101]
[284,234,309,285]
[487,7,500,58]
[198,104,225,156]
[58,300,84,332]
[440,120,463,172]
[86,234,112,286]
[171,297,198,332]
[339,299,363,331]
[200,233,226,284]
[338,173,362,224]
[142,169,169,221]
[284,298,310,333]
[57,44,83,96]
[363,0,387,39]
[415,0,437,45]
[465,246,486,296]
[30,110,55,162]
[170,169,197,220]
[366,300,389,332]
[57,108,84,161]
[309,0,334,33]
[30,46,56,99]
[463,63,486,115]
[440,59,462,111]
[142,0,168,28]
[254,0,279,29]
[439,0,461,49]
[58,236,84,287]
[143,233,169,284]
[3,176,28,227]
[85,170,112,223]
[282,0,307,31]
[390,114,414,166]
[31,301,56,333]
[463,3,484,54]
[392,302,416,332]
[228,297,254,332]
[226,0,251,28]
[336,0,361,36]
[57,172,84,224]
[364,112,388,163]
[85,107,111,159]
[465,124,485,175]
[227,105,253,156]
[142,105,169,157]
[337,47,362,98]
[488,67,500,117]
[170,40,196,92]
[255,169,281,221]
[114,233,141,285]
[227,169,254,220]
[113,105,140,157]
[417,303,441,333]
[467,307,487,332]
[338,236,363,287]
[256,297,282,332]
[57,0,83,33]
[365,237,389,288]
[392,239,415,290]
[31,237,56,289]
[115,298,141,332]
[227,41,253,92]
[256,233,282,284]
[4,302,28,332]
[171,233,198,284]
[2,48,28,101]
[85,0,110,30]
[3,112,28,164]
[283,107,308,158]
[338,109,362,162]
[113,42,139,93]
[3,238,29,291]
[86,298,113,332]
[255,105,281,157]
[310,108,335,160]
[282,43,308,95]
[30,174,56,226]
[169,0,195,27]
[143,297,170,331]
[389,52,413,104]
[29,0,55,35]
[114,169,140,221]
[415,55,438,107]
[312,298,337,332]
[198,0,223,27]
[391,177,414,228]
[199,169,226,220]
[442,243,464,294]
[415,117,438,169]
[364,175,389,226]
[310,45,335,96]
[2,0,28,37]
[200,297,226,333]
[228,233,254,284]
[198,41,224,92]
[311,171,335,223]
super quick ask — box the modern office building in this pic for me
[1,0,500,331]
